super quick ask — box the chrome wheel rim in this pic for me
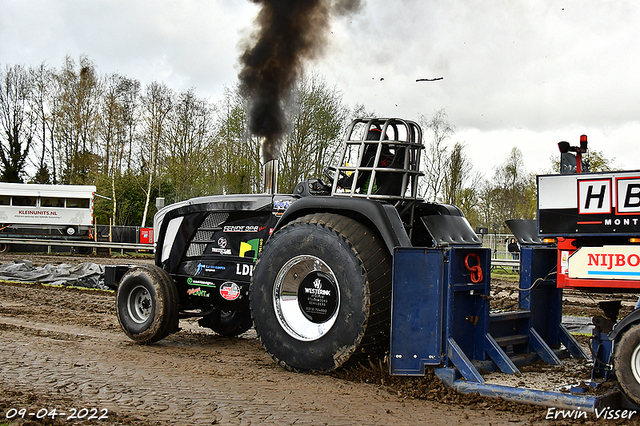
[273,255,340,341]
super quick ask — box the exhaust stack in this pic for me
[263,159,278,194]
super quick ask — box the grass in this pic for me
[110,251,154,259]
[490,270,520,282]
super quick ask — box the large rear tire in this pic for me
[250,213,392,371]
[613,323,640,405]
[116,265,179,343]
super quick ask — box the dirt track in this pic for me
[0,253,634,425]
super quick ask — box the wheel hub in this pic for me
[273,255,340,341]
[127,285,153,324]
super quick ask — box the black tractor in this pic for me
[106,118,481,371]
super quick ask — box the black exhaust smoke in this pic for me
[239,0,363,163]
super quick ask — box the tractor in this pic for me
[106,117,481,370]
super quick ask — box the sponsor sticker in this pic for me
[273,199,293,217]
[212,247,232,255]
[212,236,232,255]
[273,200,292,211]
[578,179,612,215]
[187,287,210,297]
[219,281,241,301]
[195,263,226,275]
[187,277,217,287]
[297,272,338,323]
[235,263,254,277]
[239,238,262,261]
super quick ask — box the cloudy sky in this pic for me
[2,0,639,178]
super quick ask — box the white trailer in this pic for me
[0,183,95,238]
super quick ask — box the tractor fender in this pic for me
[274,196,410,254]
[609,309,640,342]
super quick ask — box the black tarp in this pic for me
[0,260,107,289]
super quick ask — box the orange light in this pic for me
[629,238,640,243]
[543,238,557,244]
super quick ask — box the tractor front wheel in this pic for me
[116,265,179,343]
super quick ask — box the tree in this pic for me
[420,108,455,200]
[441,141,483,225]
[164,88,215,201]
[279,73,347,193]
[93,171,154,226]
[139,81,173,227]
[213,85,261,195]
[29,62,53,184]
[442,142,473,205]
[119,77,140,174]
[98,73,142,223]
[0,64,35,182]
[52,55,101,184]
[486,147,533,231]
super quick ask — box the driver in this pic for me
[337,127,397,193]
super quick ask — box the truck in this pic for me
[535,158,640,407]
[105,119,640,411]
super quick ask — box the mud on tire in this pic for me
[250,213,392,371]
[116,265,179,343]
[613,323,640,405]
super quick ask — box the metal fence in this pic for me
[478,233,520,259]
[476,233,522,271]
[0,225,153,254]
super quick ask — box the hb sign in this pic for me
[538,172,640,236]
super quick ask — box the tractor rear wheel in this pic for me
[250,213,392,371]
[613,323,640,405]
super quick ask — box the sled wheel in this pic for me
[116,265,179,343]
[199,308,253,337]
[250,213,392,371]
[614,323,640,405]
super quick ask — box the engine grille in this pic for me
[185,212,229,258]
